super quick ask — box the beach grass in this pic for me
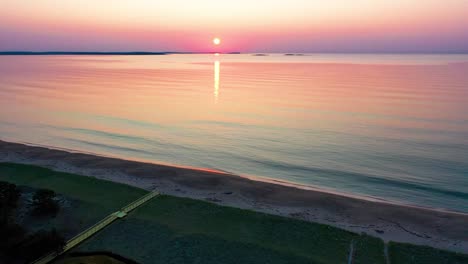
[55,255,127,264]
[353,234,386,264]
[0,162,146,208]
[92,195,358,264]
[1,162,467,264]
[0,162,147,239]
[388,242,468,264]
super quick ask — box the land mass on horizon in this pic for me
[0,51,242,55]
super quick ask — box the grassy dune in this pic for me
[55,255,128,264]
[388,243,468,264]
[78,196,384,264]
[1,162,467,264]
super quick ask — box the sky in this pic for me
[1,0,468,53]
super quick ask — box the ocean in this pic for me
[1,53,467,212]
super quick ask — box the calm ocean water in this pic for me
[1,54,467,212]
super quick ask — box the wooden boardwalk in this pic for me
[31,191,160,264]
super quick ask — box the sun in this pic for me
[213,38,221,45]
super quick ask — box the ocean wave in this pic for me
[234,155,468,199]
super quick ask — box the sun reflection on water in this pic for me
[214,60,220,103]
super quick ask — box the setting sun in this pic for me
[213,38,221,45]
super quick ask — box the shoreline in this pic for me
[10,140,461,213]
[1,140,467,253]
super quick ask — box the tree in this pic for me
[0,181,20,226]
[8,229,65,263]
[0,223,26,253]
[31,189,59,217]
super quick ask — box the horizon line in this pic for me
[1,51,468,55]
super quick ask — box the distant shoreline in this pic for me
[0,51,168,56]
[0,139,467,254]
[0,51,241,55]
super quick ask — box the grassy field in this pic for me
[1,162,467,264]
[55,255,128,264]
[388,242,468,264]
[78,196,380,264]
[0,163,146,208]
[0,162,147,240]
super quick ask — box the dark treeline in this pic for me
[0,51,169,55]
[0,181,65,264]
[0,51,242,55]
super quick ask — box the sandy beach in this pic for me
[0,140,467,254]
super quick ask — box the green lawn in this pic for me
[79,196,360,264]
[55,255,128,264]
[353,234,386,264]
[0,162,146,209]
[1,162,467,264]
[389,242,468,264]
[0,162,148,240]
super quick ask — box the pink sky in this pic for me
[1,0,468,52]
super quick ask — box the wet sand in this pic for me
[0,140,467,253]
